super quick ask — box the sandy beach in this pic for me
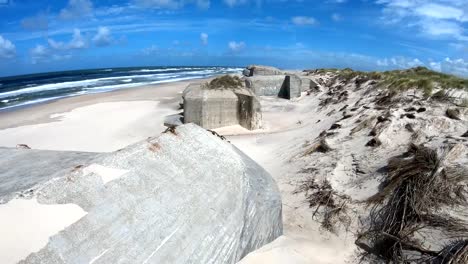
[0,79,207,152]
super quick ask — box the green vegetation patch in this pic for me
[204,75,244,89]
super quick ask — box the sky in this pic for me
[0,0,467,77]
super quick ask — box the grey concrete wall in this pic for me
[15,124,282,264]
[300,77,319,91]
[288,74,302,98]
[183,84,240,129]
[183,84,204,126]
[245,74,302,99]
[244,75,286,96]
[201,94,239,129]
[236,91,262,130]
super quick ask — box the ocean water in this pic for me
[0,66,242,111]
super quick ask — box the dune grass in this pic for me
[314,67,468,97]
[203,75,243,89]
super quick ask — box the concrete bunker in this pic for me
[182,83,262,130]
[243,65,303,99]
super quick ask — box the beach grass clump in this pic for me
[204,75,243,89]
[357,143,468,262]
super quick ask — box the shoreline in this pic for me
[0,78,210,130]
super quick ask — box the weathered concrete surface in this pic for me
[244,65,283,76]
[279,74,302,99]
[300,76,319,92]
[163,113,184,128]
[183,84,262,130]
[6,124,282,263]
[245,75,302,99]
[236,89,262,130]
[183,84,239,129]
[0,148,98,203]
[245,75,286,96]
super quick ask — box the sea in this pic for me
[0,66,242,111]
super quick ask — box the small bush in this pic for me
[204,75,243,89]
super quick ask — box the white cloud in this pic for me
[376,0,468,40]
[224,0,247,7]
[376,56,425,68]
[415,3,466,22]
[438,58,468,77]
[331,13,342,21]
[376,55,468,77]
[0,35,16,59]
[429,61,442,72]
[48,29,87,50]
[70,29,87,48]
[59,0,93,20]
[30,45,49,64]
[228,41,246,52]
[292,16,316,25]
[420,19,465,37]
[200,33,208,45]
[93,27,113,47]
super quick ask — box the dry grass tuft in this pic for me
[303,138,332,156]
[431,239,468,264]
[294,178,351,233]
[358,144,468,262]
[446,108,462,120]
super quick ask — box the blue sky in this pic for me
[0,0,467,77]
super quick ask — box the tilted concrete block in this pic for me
[1,124,283,264]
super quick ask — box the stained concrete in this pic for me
[236,89,262,130]
[183,84,262,130]
[244,76,286,97]
[245,74,302,99]
[7,124,282,264]
[0,148,99,203]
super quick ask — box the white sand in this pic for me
[83,164,129,184]
[238,235,351,264]
[0,101,171,152]
[0,198,87,264]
